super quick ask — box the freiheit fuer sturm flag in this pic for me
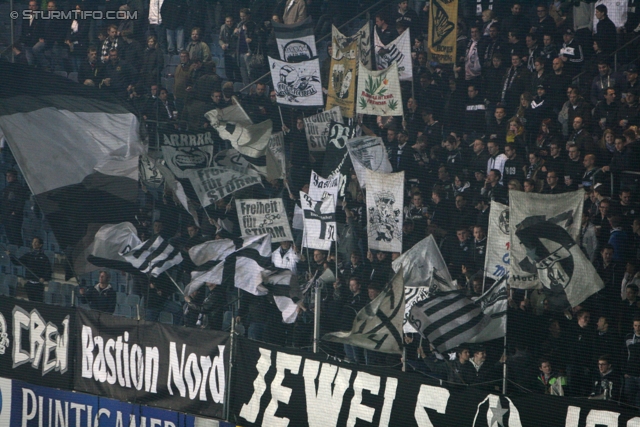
[269,57,323,106]
[356,62,403,116]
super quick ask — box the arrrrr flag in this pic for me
[323,269,405,354]
[468,276,508,344]
[392,235,456,333]
[269,57,324,106]
[374,29,413,81]
[300,191,336,251]
[0,63,144,276]
[121,234,183,277]
[347,136,392,188]
[486,201,510,280]
[356,62,403,116]
[273,17,317,62]
[366,169,404,252]
[409,291,491,353]
[509,191,603,307]
[160,131,215,179]
[185,234,273,296]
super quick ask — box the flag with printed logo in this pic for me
[356,63,403,116]
[374,29,413,81]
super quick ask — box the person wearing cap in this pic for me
[594,4,618,55]
[560,28,584,78]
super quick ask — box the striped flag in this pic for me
[469,276,508,344]
[409,292,491,353]
[122,235,183,277]
[185,234,273,296]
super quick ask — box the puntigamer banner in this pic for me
[75,309,229,419]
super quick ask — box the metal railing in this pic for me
[239,0,394,93]
[572,32,640,86]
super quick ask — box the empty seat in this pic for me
[7,244,18,255]
[54,70,67,78]
[116,291,126,305]
[4,274,18,297]
[125,294,140,306]
[17,246,30,258]
[48,281,60,293]
[60,283,75,296]
[68,72,78,82]
[0,254,11,274]
[115,304,132,317]
[44,250,55,267]
[158,311,173,324]
[0,282,10,296]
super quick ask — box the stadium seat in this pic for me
[53,71,67,78]
[48,281,60,293]
[44,250,55,267]
[0,254,11,274]
[125,294,140,306]
[158,311,173,324]
[3,274,18,297]
[116,291,126,305]
[68,72,78,82]
[115,304,132,317]
[0,281,10,296]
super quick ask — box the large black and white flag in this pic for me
[269,57,323,106]
[366,169,404,252]
[468,276,508,344]
[409,291,491,353]
[303,107,343,152]
[392,235,456,333]
[300,191,336,251]
[347,135,392,188]
[185,234,273,296]
[509,191,603,306]
[122,234,183,277]
[323,269,404,354]
[235,198,293,242]
[374,29,413,81]
[262,269,303,324]
[160,130,215,179]
[188,166,262,207]
[273,17,317,62]
[486,201,510,280]
[154,158,200,227]
[0,63,143,276]
[86,222,147,277]
[321,121,358,196]
[309,169,341,202]
[205,103,272,176]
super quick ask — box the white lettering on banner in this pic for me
[303,360,351,427]
[414,385,450,427]
[167,343,226,403]
[263,352,302,427]
[347,372,380,427]
[585,410,619,426]
[12,307,69,375]
[81,327,159,393]
[239,348,272,423]
[20,387,180,427]
[162,132,214,147]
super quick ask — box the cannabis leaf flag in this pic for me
[355,62,403,116]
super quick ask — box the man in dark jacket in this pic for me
[9,237,52,302]
[78,270,117,313]
[594,4,618,55]
[624,317,640,406]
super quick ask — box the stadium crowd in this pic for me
[7,0,640,405]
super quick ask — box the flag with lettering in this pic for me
[188,166,262,207]
[235,198,293,243]
[303,107,343,152]
[273,17,317,62]
[269,57,324,106]
[356,62,403,116]
[427,0,458,64]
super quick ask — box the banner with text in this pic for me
[236,198,293,242]
[0,298,75,391]
[356,63,403,116]
[232,337,639,427]
[188,166,261,207]
[427,0,458,64]
[269,57,324,106]
[74,310,229,419]
[160,130,216,179]
[303,107,343,152]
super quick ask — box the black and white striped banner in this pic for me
[122,234,183,277]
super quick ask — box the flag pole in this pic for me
[503,288,511,394]
[313,278,322,354]
[162,271,185,295]
[278,105,286,130]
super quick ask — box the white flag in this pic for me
[267,131,287,180]
[374,29,413,81]
[188,166,261,207]
[323,269,405,354]
[88,222,141,265]
[366,169,404,252]
[269,57,324,106]
[273,17,317,62]
[392,235,456,333]
[303,106,343,152]
[300,191,336,251]
[235,198,293,243]
[356,62,404,116]
[357,22,372,70]
[509,191,604,306]
[346,135,392,188]
[486,201,510,280]
[309,169,341,202]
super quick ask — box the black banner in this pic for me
[231,337,639,427]
[0,297,75,391]
[74,309,229,419]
